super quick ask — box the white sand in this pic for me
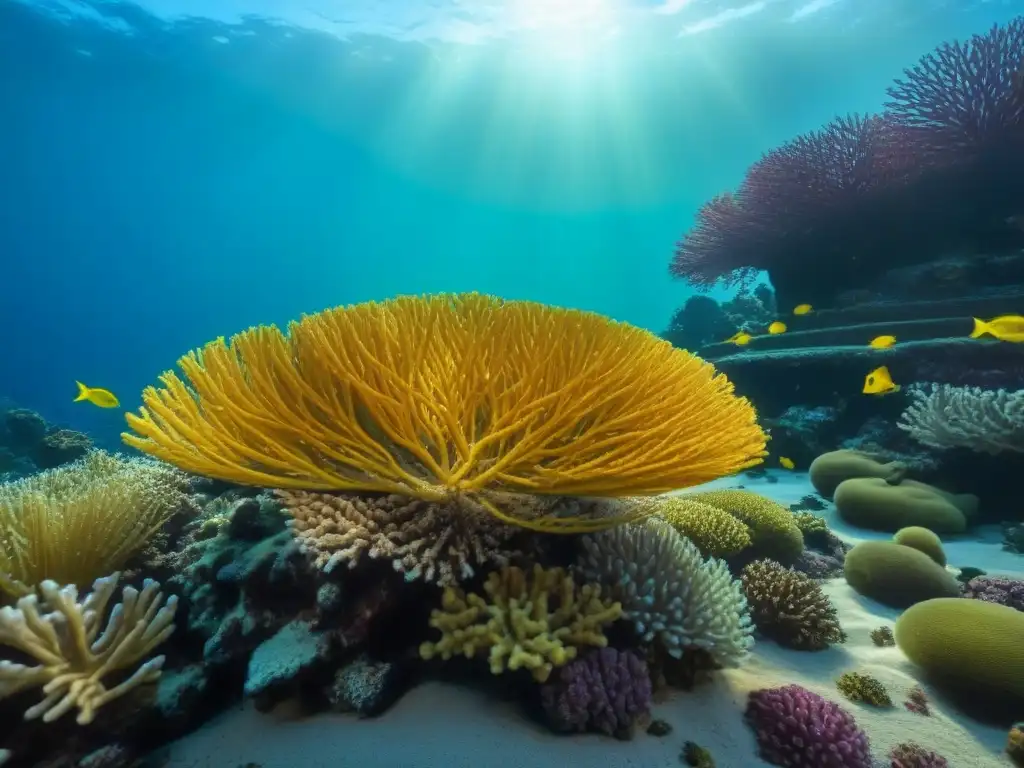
[162,471,1022,768]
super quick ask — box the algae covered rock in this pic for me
[834,478,975,534]
[896,598,1024,701]
[809,449,906,499]
[844,541,960,608]
[893,526,947,566]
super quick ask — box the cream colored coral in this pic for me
[0,572,177,724]
[0,450,193,597]
[419,564,621,682]
[899,383,1024,453]
[277,490,534,586]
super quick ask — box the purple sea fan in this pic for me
[539,647,653,740]
[886,16,1024,155]
[962,576,1024,612]
[670,192,760,290]
[745,684,872,767]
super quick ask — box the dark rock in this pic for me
[647,719,673,737]
[662,296,734,352]
[31,428,92,469]
[4,408,47,447]
[75,744,136,768]
[244,620,335,704]
[326,653,409,717]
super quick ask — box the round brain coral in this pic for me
[122,293,767,535]
[682,489,804,564]
[741,559,846,651]
[649,496,753,558]
[893,526,946,566]
[844,541,961,609]
[896,597,1024,700]
[834,478,973,534]
[745,684,872,768]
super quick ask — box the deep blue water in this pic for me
[0,0,1019,449]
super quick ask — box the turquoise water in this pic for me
[0,0,1018,446]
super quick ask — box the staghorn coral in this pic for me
[836,672,892,707]
[0,450,193,598]
[0,572,176,724]
[680,489,803,564]
[870,626,895,647]
[898,383,1024,453]
[745,684,872,768]
[644,495,753,558]
[577,517,753,666]
[741,559,845,651]
[962,576,1024,612]
[539,647,652,739]
[419,564,621,683]
[275,489,530,586]
[122,293,767,534]
[889,742,948,768]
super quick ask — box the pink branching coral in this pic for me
[745,684,871,767]
[540,647,653,739]
[889,741,948,768]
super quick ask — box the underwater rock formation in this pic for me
[0,405,91,479]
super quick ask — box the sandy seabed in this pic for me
[162,471,1022,768]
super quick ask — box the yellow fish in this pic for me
[74,381,120,408]
[863,366,900,396]
[970,315,1024,343]
[793,304,813,316]
[768,321,787,335]
[869,335,897,349]
[725,331,753,346]
[779,456,795,470]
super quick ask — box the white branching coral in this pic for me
[276,490,536,587]
[577,517,753,666]
[0,572,177,724]
[898,383,1024,454]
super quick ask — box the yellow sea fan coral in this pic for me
[0,451,193,599]
[646,496,753,557]
[122,293,767,534]
[682,489,803,563]
[418,563,621,682]
[0,572,177,724]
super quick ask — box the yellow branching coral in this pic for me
[0,572,177,724]
[645,496,753,558]
[0,451,193,598]
[682,489,804,564]
[122,293,766,534]
[419,563,621,682]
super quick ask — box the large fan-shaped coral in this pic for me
[577,517,753,665]
[122,294,766,534]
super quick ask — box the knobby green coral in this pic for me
[870,626,895,647]
[419,564,621,683]
[793,512,828,536]
[836,672,892,707]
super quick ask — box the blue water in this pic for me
[0,0,1019,450]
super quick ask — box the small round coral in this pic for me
[745,684,872,768]
[794,512,828,536]
[836,671,892,707]
[889,741,948,767]
[741,559,846,650]
[1008,724,1024,767]
[540,647,652,739]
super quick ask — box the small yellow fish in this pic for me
[869,335,897,349]
[768,321,787,335]
[970,315,1024,343]
[863,366,900,396]
[792,304,813,316]
[74,381,120,408]
[779,456,795,470]
[725,331,753,346]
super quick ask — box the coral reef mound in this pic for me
[892,526,947,567]
[833,478,973,534]
[809,450,907,500]
[844,541,960,608]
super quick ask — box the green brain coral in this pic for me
[809,449,907,499]
[896,598,1024,700]
[844,541,960,609]
[834,478,976,534]
[649,497,753,558]
[893,526,946,566]
[682,489,803,564]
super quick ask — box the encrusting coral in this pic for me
[122,293,767,534]
[889,741,949,767]
[836,671,892,707]
[644,496,752,558]
[741,559,845,651]
[419,564,621,683]
[275,489,530,586]
[0,450,193,598]
[578,517,753,666]
[0,572,177,724]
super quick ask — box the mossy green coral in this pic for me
[836,671,892,707]
[683,489,803,564]
[793,512,828,537]
[893,526,946,566]
[419,564,621,683]
[647,496,752,558]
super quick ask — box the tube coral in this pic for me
[123,294,766,534]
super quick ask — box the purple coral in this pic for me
[962,576,1024,612]
[889,742,948,768]
[670,193,759,289]
[540,648,652,739]
[745,684,871,767]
